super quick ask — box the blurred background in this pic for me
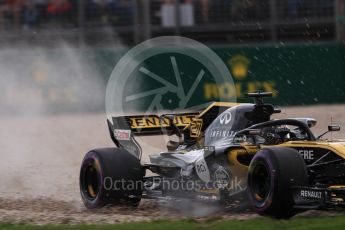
[0,0,343,45]
[0,0,345,114]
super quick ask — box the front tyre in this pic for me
[247,147,308,218]
[79,148,144,209]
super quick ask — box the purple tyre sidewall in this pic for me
[247,149,276,214]
[80,153,105,208]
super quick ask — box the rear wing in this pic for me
[107,102,239,159]
[118,113,199,135]
[107,113,198,159]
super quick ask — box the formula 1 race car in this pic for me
[80,92,345,218]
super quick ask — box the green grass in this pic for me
[1,216,345,230]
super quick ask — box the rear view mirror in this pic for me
[317,125,341,139]
[328,125,341,132]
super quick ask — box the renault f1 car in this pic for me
[80,92,345,218]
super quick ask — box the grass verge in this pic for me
[1,216,345,230]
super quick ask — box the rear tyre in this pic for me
[247,147,308,218]
[79,148,144,209]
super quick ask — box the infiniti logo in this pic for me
[220,111,232,125]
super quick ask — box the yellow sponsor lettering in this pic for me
[219,83,236,98]
[160,117,169,127]
[235,83,244,98]
[129,115,196,129]
[204,83,219,100]
[190,119,203,138]
[204,81,277,100]
[247,81,261,94]
[173,116,180,125]
[262,81,277,97]
[129,117,145,128]
[146,117,159,127]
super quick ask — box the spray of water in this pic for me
[0,40,123,202]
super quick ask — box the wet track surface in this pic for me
[0,105,345,224]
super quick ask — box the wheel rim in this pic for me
[249,160,272,207]
[82,160,101,201]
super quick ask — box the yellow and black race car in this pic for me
[79,92,345,218]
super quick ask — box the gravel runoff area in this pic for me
[0,104,345,224]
